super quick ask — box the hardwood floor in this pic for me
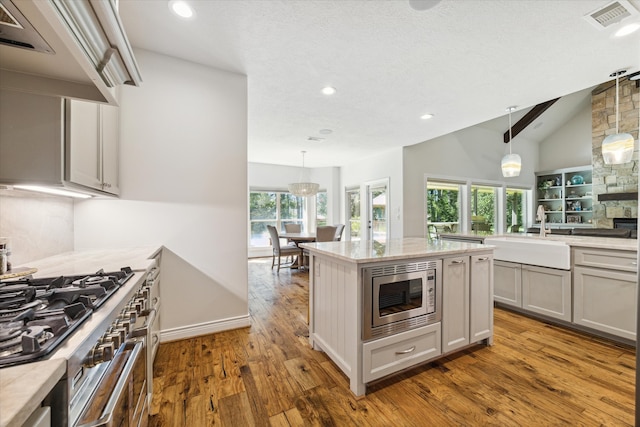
[149,258,635,426]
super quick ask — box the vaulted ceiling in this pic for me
[119,0,640,167]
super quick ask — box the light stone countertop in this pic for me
[0,246,162,427]
[300,237,492,264]
[440,232,638,252]
[18,246,162,277]
[0,359,66,427]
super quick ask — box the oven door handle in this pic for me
[76,341,144,427]
[130,307,156,338]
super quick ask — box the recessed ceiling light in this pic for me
[319,129,333,135]
[169,0,195,19]
[420,113,434,120]
[322,86,336,95]
[615,22,640,37]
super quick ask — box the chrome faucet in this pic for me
[536,204,549,237]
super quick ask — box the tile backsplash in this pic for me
[0,189,74,266]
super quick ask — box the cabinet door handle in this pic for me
[477,257,489,261]
[450,260,464,264]
[395,346,416,355]
[631,261,637,266]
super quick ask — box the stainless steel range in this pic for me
[0,264,158,427]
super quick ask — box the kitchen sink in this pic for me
[483,236,570,270]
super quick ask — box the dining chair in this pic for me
[267,225,302,272]
[333,224,345,241]
[284,223,301,233]
[316,225,338,242]
[283,223,302,261]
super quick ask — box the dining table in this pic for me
[280,232,317,245]
[279,232,316,268]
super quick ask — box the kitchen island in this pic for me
[300,238,494,396]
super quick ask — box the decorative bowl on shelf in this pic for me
[570,175,584,185]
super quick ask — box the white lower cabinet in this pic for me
[442,254,493,353]
[494,261,571,322]
[442,256,470,353]
[494,261,522,307]
[522,265,572,321]
[362,323,441,383]
[573,266,636,340]
[470,254,493,342]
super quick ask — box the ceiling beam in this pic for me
[503,98,560,143]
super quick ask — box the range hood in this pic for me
[0,0,141,105]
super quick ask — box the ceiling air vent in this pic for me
[0,0,54,53]
[583,0,639,29]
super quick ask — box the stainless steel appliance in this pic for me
[0,266,156,426]
[363,260,442,340]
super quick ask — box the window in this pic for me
[426,180,462,236]
[346,188,361,241]
[280,192,304,231]
[471,184,498,233]
[316,191,327,227]
[506,187,527,233]
[249,191,304,247]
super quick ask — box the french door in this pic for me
[367,179,389,242]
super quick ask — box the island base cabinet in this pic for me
[442,257,470,353]
[362,323,441,383]
[573,266,636,340]
[470,254,493,343]
[522,265,572,322]
[494,261,522,307]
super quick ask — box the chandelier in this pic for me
[288,151,319,197]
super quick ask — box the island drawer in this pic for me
[362,323,441,383]
[573,247,638,273]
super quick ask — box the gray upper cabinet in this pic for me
[65,99,120,195]
[0,89,120,197]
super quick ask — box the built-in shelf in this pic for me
[536,166,593,226]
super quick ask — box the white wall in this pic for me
[74,49,249,340]
[0,190,74,265]
[340,148,404,239]
[403,125,539,237]
[538,101,592,171]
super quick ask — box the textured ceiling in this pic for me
[119,0,640,167]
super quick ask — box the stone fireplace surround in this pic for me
[591,76,639,228]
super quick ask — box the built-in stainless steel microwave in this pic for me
[363,260,442,340]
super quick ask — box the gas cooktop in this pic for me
[0,267,134,367]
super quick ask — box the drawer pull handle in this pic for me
[631,262,637,266]
[395,346,416,355]
[477,257,489,261]
[451,260,464,264]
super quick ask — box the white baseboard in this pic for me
[159,314,251,343]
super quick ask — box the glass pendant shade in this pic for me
[501,153,522,177]
[501,106,521,177]
[602,132,634,164]
[602,70,634,165]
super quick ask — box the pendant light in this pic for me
[288,151,319,197]
[501,106,521,177]
[602,70,634,165]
